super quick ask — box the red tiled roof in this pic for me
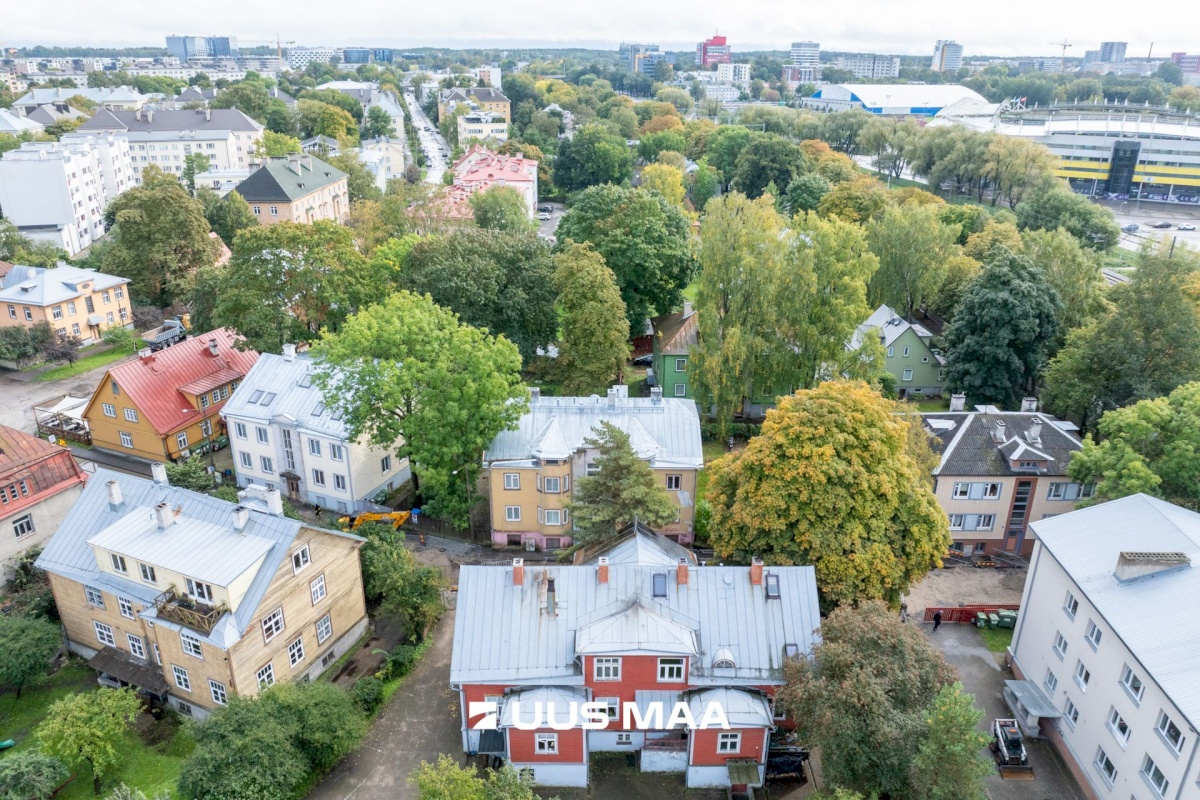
[0,423,87,514]
[0,261,14,279]
[100,329,260,435]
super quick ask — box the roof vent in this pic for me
[949,393,966,412]
[990,419,1007,444]
[1115,551,1191,583]
[512,557,524,586]
[282,343,296,362]
[712,648,736,669]
[597,556,609,584]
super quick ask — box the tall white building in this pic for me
[790,41,820,67]
[1100,42,1128,64]
[836,54,901,79]
[285,47,340,71]
[716,62,752,85]
[221,348,409,514]
[0,136,133,255]
[932,40,964,72]
[1011,495,1200,800]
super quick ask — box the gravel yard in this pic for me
[902,565,1028,619]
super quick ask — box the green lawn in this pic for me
[0,663,194,799]
[909,397,951,412]
[696,439,729,501]
[35,346,132,382]
[978,626,1014,655]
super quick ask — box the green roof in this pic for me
[234,155,347,203]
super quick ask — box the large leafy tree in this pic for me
[0,751,69,800]
[314,292,527,525]
[552,124,632,192]
[707,382,948,610]
[358,523,446,639]
[555,184,695,330]
[1015,180,1120,251]
[199,189,258,247]
[817,176,894,224]
[327,151,383,203]
[866,202,962,317]
[730,133,808,199]
[0,616,60,699]
[910,684,992,800]
[364,105,396,139]
[1020,227,1108,333]
[211,221,375,353]
[553,243,630,395]
[469,186,535,233]
[259,130,302,157]
[400,229,557,361]
[102,166,220,306]
[943,249,1061,408]
[777,602,957,799]
[982,135,1057,209]
[857,116,919,179]
[210,81,272,122]
[37,688,141,795]
[701,125,756,184]
[567,422,678,547]
[639,163,686,208]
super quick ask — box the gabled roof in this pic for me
[0,107,44,133]
[93,329,259,436]
[78,108,263,134]
[24,104,88,126]
[440,87,510,105]
[0,263,128,307]
[176,86,218,102]
[575,521,698,566]
[848,304,937,351]
[651,307,698,356]
[575,602,700,656]
[923,410,1082,477]
[221,352,353,441]
[0,424,87,515]
[685,687,774,727]
[234,156,347,203]
[13,87,146,109]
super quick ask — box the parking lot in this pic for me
[1107,201,1200,253]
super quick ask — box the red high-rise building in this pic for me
[696,35,732,67]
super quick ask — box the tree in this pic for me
[567,422,678,546]
[555,184,695,330]
[690,159,720,211]
[553,243,630,395]
[857,116,919,179]
[707,382,948,610]
[327,151,383,203]
[817,176,893,224]
[180,152,212,194]
[401,229,557,361]
[212,221,375,353]
[296,99,358,141]
[0,751,69,800]
[782,173,830,215]
[963,219,1023,262]
[410,755,486,800]
[553,124,632,192]
[469,186,536,233]
[982,136,1057,208]
[102,167,219,306]
[1015,180,1120,250]
[0,616,59,698]
[637,130,686,163]
[314,292,527,525]
[364,105,396,139]
[777,601,957,798]
[165,456,213,491]
[37,688,141,795]
[731,134,808,199]
[102,786,171,800]
[702,125,755,184]
[40,333,82,365]
[638,163,686,208]
[943,250,1061,408]
[911,683,991,800]
[866,203,962,317]
[211,82,272,122]
[358,523,446,639]
[207,190,259,246]
[267,681,367,772]
[1021,227,1108,333]
[259,130,302,157]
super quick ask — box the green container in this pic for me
[998,611,1017,629]
[988,612,1000,629]
[976,611,987,628]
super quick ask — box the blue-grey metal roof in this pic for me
[450,561,821,685]
[0,263,129,307]
[581,527,697,567]
[221,353,350,440]
[1030,495,1200,729]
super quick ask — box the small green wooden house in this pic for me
[847,305,947,398]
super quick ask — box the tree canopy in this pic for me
[469,186,536,233]
[36,688,141,795]
[552,243,630,395]
[0,616,59,698]
[552,124,632,192]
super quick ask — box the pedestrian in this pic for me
[933,610,943,632]
[314,505,322,519]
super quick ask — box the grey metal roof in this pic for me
[923,410,1081,477]
[221,353,351,440]
[1030,495,1200,730]
[498,686,589,727]
[848,304,938,351]
[0,263,129,307]
[484,391,703,471]
[450,561,821,685]
[13,87,146,109]
[578,525,697,567]
[685,687,774,727]
[78,108,263,133]
[575,603,699,655]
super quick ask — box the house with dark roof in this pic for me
[923,399,1086,556]
[847,305,946,398]
[438,86,511,123]
[36,467,368,719]
[233,155,349,226]
[650,302,698,400]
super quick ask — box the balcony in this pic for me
[153,588,228,634]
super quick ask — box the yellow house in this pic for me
[482,385,703,550]
[438,87,511,123]
[83,328,260,463]
[36,468,368,719]
[0,262,132,344]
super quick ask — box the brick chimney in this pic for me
[597,556,609,584]
[750,557,764,586]
[513,557,525,586]
[154,502,173,529]
[677,557,689,586]
[151,462,168,485]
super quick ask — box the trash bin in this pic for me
[976,611,987,628]
[997,611,1017,629]
[988,612,1000,629]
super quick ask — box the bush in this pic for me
[700,421,762,441]
[351,676,384,715]
[0,751,69,800]
[379,644,420,680]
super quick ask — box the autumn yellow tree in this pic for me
[639,163,687,208]
[706,381,948,610]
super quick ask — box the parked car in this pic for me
[537,212,552,221]
[1151,221,1174,229]
[538,205,554,214]
[632,354,654,366]
[1122,224,1140,233]
[1179,224,1197,231]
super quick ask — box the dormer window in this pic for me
[1017,460,1040,470]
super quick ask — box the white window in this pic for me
[1064,591,1079,619]
[139,563,157,583]
[261,456,274,473]
[172,665,191,691]
[94,621,115,646]
[1122,665,1145,703]
[316,614,333,644]
[312,469,326,486]
[13,514,34,538]
[153,644,161,665]
[124,408,138,422]
[594,657,621,681]
[504,473,520,490]
[902,346,910,357]
[309,438,321,456]
[1157,711,1185,753]
[111,553,128,573]
[1142,755,1169,796]
[381,455,392,472]
[176,432,188,450]
[1085,620,1102,649]
[209,679,228,705]
[1063,698,1079,728]
[252,205,261,215]
[256,426,269,444]
[1107,707,1131,745]
[185,578,214,604]
[241,451,253,468]
[288,636,305,667]
[544,476,561,493]
[544,509,562,526]
[310,574,327,604]
[658,657,685,682]
[127,634,146,659]
[902,368,913,381]
[1047,482,1087,500]
[1044,668,1058,694]
[330,443,344,461]
[673,383,686,397]
[181,631,204,659]
[85,585,105,608]
[982,482,1001,498]
[1095,747,1117,785]
[102,403,116,417]
[119,432,133,448]
[535,733,558,754]
[118,596,135,619]
[261,607,285,643]
[886,346,894,357]
[717,732,741,753]
[505,505,521,522]
[234,422,248,439]
[292,545,311,573]
[1074,661,1091,691]
[256,663,275,689]
[1053,632,1068,659]
[333,474,346,491]
[616,732,633,745]
[599,697,619,720]
[666,474,682,490]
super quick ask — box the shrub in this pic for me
[0,751,69,800]
[379,644,420,680]
[351,676,384,715]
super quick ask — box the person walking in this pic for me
[932,610,943,632]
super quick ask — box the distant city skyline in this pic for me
[4,0,1193,59]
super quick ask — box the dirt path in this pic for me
[0,357,134,433]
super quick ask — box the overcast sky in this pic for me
[6,0,1190,58]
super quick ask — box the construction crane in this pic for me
[1050,39,1072,72]
[240,36,295,62]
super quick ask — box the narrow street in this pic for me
[404,90,450,184]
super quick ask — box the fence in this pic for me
[923,604,1021,623]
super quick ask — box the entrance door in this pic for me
[1006,480,1032,552]
[1107,140,1141,196]
[285,475,301,499]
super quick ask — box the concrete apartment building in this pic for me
[922,403,1086,556]
[457,111,509,143]
[76,108,264,185]
[0,425,87,582]
[932,40,965,72]
[790,41,820,67]
[836,54,902,79]
[482,385,703,550]
[0,136,134,255]
[234,155,349,225]
[221,347,409,514]
[1010,495,1200,800]
[716,63,752,85]
[37,468,368,719]
[0,263,132,343]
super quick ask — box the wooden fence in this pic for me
[923,604,1021,623]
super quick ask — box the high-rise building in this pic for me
[836,54,901,79]
[932,40,964,72]
[697,35,732,67]
[716,62,752,85]
[1172,52,1200,74]
[286,47,340,71]
[1099,41,1127,63]
[1082,50,1102,69]
[342,47,372,64]
[166,36,207,61]
[206,37,238,58]
[373,48,394,63]
[619,43,659,73]
[790,41,820,68]
[635,51,672,77]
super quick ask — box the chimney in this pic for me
[513,557,525,586]
[282,343,296,362]
[1027,419,1043,445]
[651,386,663,405]
[154,502,173,529]
[151,462,169,485]
[138,347,153,361]
[677,557,689,586]
[683,300,693,317]
[529,386,540,402]
[949,393,966,412]
[204,108,211,121]
[1021,397,1038,412]
[232,505,249,532]
[106,480,123,509]
[145,110,153,123]
[607,387,619,407]
[991,420,1007,444]
[264,487,284,517]
[208,337,219,356]
[289,155,301,175]
[750,557,764,586]
[597,556,609,584]
[1115,551,1191,583]
[135,108,142,121]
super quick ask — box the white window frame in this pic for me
[717,732,741,753]
[543,476,561,493]
[127,634,146,659]
[1142,755,1169,797]
[1107,707,1131,746]
[535,733,558,754]
[333,473,347,491]
[657,657,685,682]
[185,578,214,604]
[1095,746,1117,786]
[209,679,228,705]
[176,431,188,450]
[288,635,305,667]
[102,403,116,417]
[1044,668,1058,694]
[1157,711,1185,754]
[240,451,253,468]
[111,553,128,573]
[316,613,333,645]
[292,544,311,574]
[1064,591,1079,619]
[139,563,157,584]
[256,662,275,689]
[119,432,134,448]
[256,426,269,444]
[118,596,135,619]
[594,657,621,681]
[94,620,115,646]
[381,455,392,472]
[310,573,327,604]
[172,664,191,691]
[616,732,633,745]
[673,383,686,397]
[666,474,682,490]
[902,368,914,381]
[1074,660,1091,691]
[1053,631,1068,660]
[124,408,138,422]
[503,473,520,490]
[85,585,105,608]
[261,455,274,473]
[312,468,326,486]
[1085,620,1102,650]
[1063,698,1079,729]
[600,697,619,720]
[544,508,562,526]
[13,513,34,538]
[234,421,247,439]
[261,607,285,643]
[181,631,204,660]
[1122,665,1146,704]
[330,443,345,461]
[505,505,521,522]
[308,438,322,456]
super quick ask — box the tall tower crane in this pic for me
[1051,39,1072,72]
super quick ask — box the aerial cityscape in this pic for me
[1,16,1200,800]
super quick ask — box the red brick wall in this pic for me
[508,727,586,762]
[461,684,511,729]
[690,727,767,766]
[583,655,689,730]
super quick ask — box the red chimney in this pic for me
[677,557,689,586]
[750,557,764,586]
[597,556,609,584]
[512,558,524,586]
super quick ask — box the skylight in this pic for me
[312,403,325,416]
[259,392,276,406]
[248,389,263,403]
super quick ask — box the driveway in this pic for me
[307,615,461,800]
[0,356,133,432]
[925,622,1086,800]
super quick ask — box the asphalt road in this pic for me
[404,92,450,185]
[1108,202,1200,253]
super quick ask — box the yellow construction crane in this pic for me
[336,510,411,532]
[241,36,295,62]
[1050,39,1072,72]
